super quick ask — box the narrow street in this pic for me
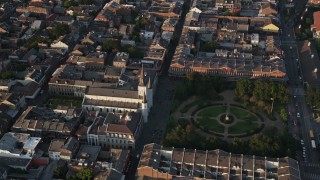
[125,0,191,179]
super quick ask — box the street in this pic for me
[125,77,177,179]
[125,0,190,178]
[279,0,320,178]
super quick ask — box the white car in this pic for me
[301,140,304,145]
[297,113,301,118]
[303,154,307,158]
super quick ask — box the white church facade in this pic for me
[81,68,158,123]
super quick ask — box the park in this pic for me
[162,73,298,158]
[173,90,266,139]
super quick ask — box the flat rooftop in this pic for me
[76,145,101,162]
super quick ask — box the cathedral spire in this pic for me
[139,66,145,86]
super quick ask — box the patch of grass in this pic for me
[230,107,257,121]
[196,117,225,133]
[198,106,227,117]
[180,99,202,113]
[228,121,259,134]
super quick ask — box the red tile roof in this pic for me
[311,11,320,31]
[309,0,320,5]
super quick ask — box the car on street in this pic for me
[301,140,304,145]
[303,154,307,158]
[297,113,300,118]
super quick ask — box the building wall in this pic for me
[49,83,86,97]
[82,104,137,114]
[87,133,135,149]
[137,166,172,179]
[85,94,140,103]
[87,116,143,149]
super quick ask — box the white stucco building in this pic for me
[82,68,158,123]
[87,111,143,149]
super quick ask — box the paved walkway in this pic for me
[172,90,285,140]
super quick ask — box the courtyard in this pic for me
[44,95,83,109]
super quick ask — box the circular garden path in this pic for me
[173,90,268,139]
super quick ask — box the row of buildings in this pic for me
[137,143,301,180]
[0,131,130,179]
[0,0,168,178]
[168,0,286,80]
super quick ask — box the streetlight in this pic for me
[271,98,275,113]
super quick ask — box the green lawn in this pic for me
[196,117,225,133]
[228,121,259,134]
[198,106,227,117]
[46,96,83,109]
[230,107,257,121]
[180,99,202,113]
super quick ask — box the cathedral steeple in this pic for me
[139,66,145,86]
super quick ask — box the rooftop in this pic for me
[0,132,41,156]
[311,11,320,31]
[76,145,101,162]
[89,112,142,135]
[138,143,301,179]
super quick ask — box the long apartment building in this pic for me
[137,143,301,180]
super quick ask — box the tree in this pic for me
[122,45,143,58]
[201,41,219,52]
[54,166,67,179]
[279,108,288,121]
[49,23,70,39]
[0,71,13,79]
[68,168,93,180]
[235,78,253,98]
[306,18,312,25]
[63,0,73,7]
[78,0,93,5]
[102,39,120,52]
